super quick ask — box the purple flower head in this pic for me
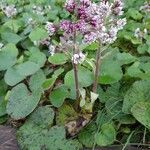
[75,20,88,33]
[77,5,87,19]
[98,1,112,17]
[80,0,91,7]
[83,32,97,44]
[64,0,76,13]
[60,20,74,34]
[45,22,56,36]
[72,52,86,64]
[112,0,123,16]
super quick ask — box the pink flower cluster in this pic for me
[60,0,126,45]
[45,22,56,36]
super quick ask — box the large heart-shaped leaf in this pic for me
[123,80,150,114]
[1,32,22,44]
[4,61,40,86]
[6,83,41,119]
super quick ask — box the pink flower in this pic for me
[72,52,86,64]
[64,0,76,13]
[60,20,74,34]
[45,22,55,36]
[112,0,124,16]
[83,32,97,44]
[80,0,91,7]
[75,20,88,33]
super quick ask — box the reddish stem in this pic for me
[92,41,101,93]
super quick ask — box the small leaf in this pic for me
[49,85,69,108]
[127,8,143,20]
[29,27,48,42]
[0,44,18,71]
[131,102,150,129]
[28,47,46,67]
[78,123,97,148]
[29,70,46,92]
[42,78,56,90]
[48,53,68,65]
[96,123,116,146]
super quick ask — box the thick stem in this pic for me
[72,63,80,100]
[72,32,80,100]
[92,41,101,93]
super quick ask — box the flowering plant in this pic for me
[57,0,126,110]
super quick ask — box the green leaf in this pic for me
[0,115,7,124]
[42,78,56,90]
[99,60,123,84]
[1,32,22,44]
[4,67,25,86]
[28,47,46,67]
[126,62,150,79]
[78,123,97,148]
[48,53,68,65]
[122,80,150,114]
[127,8,143,20]
[137,44,149,54]
[0,43,18,71]
[98,83,121,103]
[0,97,7,117]
[131,102,150,129]
[49,85,69,108]
[52,68,64,78]
[0,80,7,96]
[3,19,22,33]
[42,68,64,90]
[116,52,137,65]
[65,66,94,88]
[29,70,46,92]
[96,123,116,146]
[17,106,81,150]
[117,114,136,125]
[6,83,41,119]
[4,61,40,86]
[56,104,78,125]
[16,61,40,76]
[29,27,48,42]
[25,106,54,128]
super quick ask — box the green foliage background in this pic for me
[0,0,150,149]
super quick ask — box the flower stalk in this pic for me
[72,32,80,100]
[92,41,101,93]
